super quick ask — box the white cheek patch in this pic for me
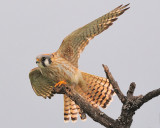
[44,59,50,67]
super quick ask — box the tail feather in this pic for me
[81,72,115,108]
[64,71,114,122]
[64,95,71,122]
[70,100,78,122]
[99,83,114,108]
[63,94,86,122]
[75,85,98,108]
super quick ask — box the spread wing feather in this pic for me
[57,4,130,68]
[29,67,55,99]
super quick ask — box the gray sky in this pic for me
[0,0,160,128]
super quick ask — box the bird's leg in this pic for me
[54,80,67,87]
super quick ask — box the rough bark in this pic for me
[51,65,160,128]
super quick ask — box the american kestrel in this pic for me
[29,4,129,122]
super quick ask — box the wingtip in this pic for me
[115,3,130,12]
[124,7,130,11]
[126,3,130,6]
[122,3,130,10]
[123,3,130,8]
[115,3,130,11]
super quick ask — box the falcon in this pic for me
[29,4,129,122]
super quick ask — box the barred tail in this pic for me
[64,94,71,122]
[81,72,115,108]
[63,94,86,122]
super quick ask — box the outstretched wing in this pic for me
[57,4,130,68]
[29,67,55,99]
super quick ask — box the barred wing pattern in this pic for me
[29,68,55,99]
[57,4,129,68]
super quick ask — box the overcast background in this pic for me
[0,0,160,128]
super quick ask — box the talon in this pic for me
[55,81,67,87]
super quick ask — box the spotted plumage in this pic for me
[29,4,129,122]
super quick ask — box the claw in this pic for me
[55,81,67,87]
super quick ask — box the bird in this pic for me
[29,4,130,122]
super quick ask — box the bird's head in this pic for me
[36,54,54,68]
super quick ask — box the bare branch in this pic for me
[127,82,136,98]
[142,88,160,104]
[102,64,126,104]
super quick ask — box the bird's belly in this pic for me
[57,63,79,84]
[44,61,80,85]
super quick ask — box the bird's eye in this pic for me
[41,57,46,62]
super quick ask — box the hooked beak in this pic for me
[36,58,40,64]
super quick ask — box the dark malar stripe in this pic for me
[42,61,47,67]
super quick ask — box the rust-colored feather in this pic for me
[64,95,71,122]
[81,72,115,109]
[57,4,130,68]
[63,94,86,122]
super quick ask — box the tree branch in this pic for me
[102,65,160,128]
[102,64,126,104]
[51,85,115,128]
[50,65,160,128]
[127,82,136,98]
[141,88,160,104]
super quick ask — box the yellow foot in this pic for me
[54,81,67,87]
